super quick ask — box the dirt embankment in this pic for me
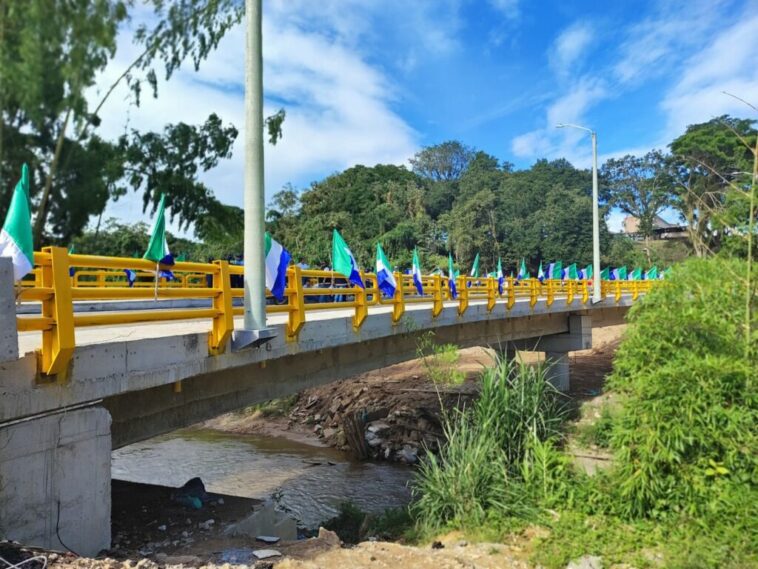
[206,325,627,464]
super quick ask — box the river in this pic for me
[112,429,414,529]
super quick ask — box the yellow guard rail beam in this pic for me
[15,247,654,381]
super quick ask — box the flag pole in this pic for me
[154,262,159,301]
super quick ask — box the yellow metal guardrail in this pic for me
[14,247,654,381]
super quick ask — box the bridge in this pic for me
[0,249,652,555]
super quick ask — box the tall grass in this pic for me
[411,356,567,531]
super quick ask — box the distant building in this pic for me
[621,215,687,240]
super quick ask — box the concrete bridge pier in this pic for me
[539,314,592,392]
[0,258,111,556]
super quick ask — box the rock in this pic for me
[366,421,390,433]
[256,535,280,544]
[198,519,215,530]
[431,541,444,549]
[217,497,224,505]
[398,445,418,464]
[567,555,603,569]
[317,527,341,547]
[305,396,319,408]
[323,427,337,439]
[252,549,281,560]
[157,525,166,531]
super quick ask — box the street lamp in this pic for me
[234,0,274,349]
[556,123,602,304]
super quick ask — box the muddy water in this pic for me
[112,429,413,529]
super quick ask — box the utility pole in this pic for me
[557,123,602,303]
[243,0,266,331]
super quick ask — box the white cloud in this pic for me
[612,0,728,85]
[661,12,758,139]
[488,0,520,20]
[511,78,607,166]
[511,0,757,170]
[88,2,432,236]
[549,21,594,77]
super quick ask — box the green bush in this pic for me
[607,257,757,518]
[411,358,565,530]
[416,332,465,385]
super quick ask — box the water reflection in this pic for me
[112,429,413,528]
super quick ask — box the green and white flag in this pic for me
[332,229,364,288]
[469,252,480,278]
[0,164,34,280]
[143,194,174,265]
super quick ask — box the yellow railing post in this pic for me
[287,265,305,341]
[432,275,443,318]
[457,276,468,315]
[39,246,75,381]
[566,279,575,305]
[392,272,405,324]
[353,271,368,331]
[581,279,589,304]
[632,280,640,301]
[507,276,516,310]
[614,280,622,303]
[529,278,538,308]
[486,276,496,312]
[546,279,555,307]
[208,260,233,355]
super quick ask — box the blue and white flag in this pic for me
[412,248,423,295]
[265,232,292,301]
[124,269,136,287]
[497,257,504,295]
[537,261,545,283]
[375,243,396,297]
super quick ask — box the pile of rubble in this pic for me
[286,373,480,463]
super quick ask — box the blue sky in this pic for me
[90,0,758,233]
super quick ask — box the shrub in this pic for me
[416,332,466,385]
[411,357,565,530]
[607,257,757,518]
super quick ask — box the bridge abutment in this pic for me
[0,405,112,556]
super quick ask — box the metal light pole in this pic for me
[243,0,266,331]
[556,123,602,303]
[234,0,273,349]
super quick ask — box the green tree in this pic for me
[669,115,757,257]
[118,113,238,231]
[601,150,673,239]
[410,140,474,182]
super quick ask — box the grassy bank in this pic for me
[406,258,757,568]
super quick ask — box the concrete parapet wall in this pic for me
[0,406,111,556]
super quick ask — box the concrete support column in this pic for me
[545,351,570,392]
[0,257,19,363]
[0,406,112,556]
